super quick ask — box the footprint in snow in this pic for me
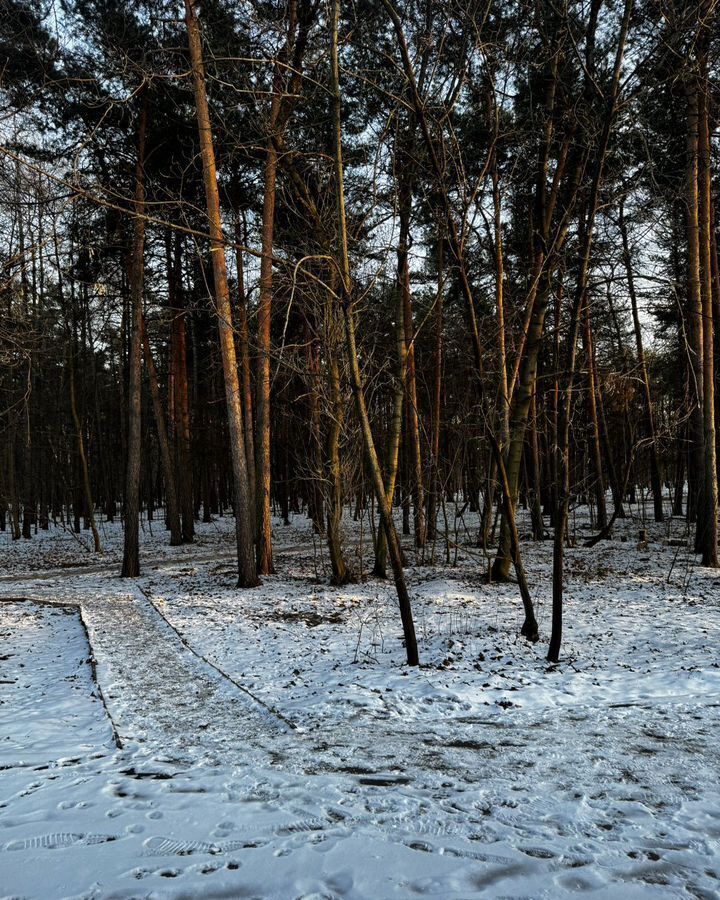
[519,845,557,859]
[143,836,221,856]
[3,832,118,851]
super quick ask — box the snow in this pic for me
[0,601,113,768]
[1,507,719,898]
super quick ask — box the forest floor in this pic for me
[1,504,719,899]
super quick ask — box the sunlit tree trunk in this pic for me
[185,0,259,587]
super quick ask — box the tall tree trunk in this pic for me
[487,431,539,641]
[254,0,311,572]
[68,334,101,553]
[710,195,720,495]
[305,314,325,535]
[492,155,510,451]
[17,194,34,540]
[492,264,554,576]
[491,41,576,579]
[528,391,544,540]
[121,97,148,578]
[697,42,718,566]
[185,0,259,587]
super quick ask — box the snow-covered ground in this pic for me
[1,506,719,898]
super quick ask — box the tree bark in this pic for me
[121,96,148,578]
[372,282,406,576]
[254,0,312,573]
[185,0,259,587]
[487,431,539,642]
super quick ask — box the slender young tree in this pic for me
[330,0,418,666]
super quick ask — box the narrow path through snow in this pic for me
[77,590,289,768]
[2,524,720,899]
[0,539,320,584]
